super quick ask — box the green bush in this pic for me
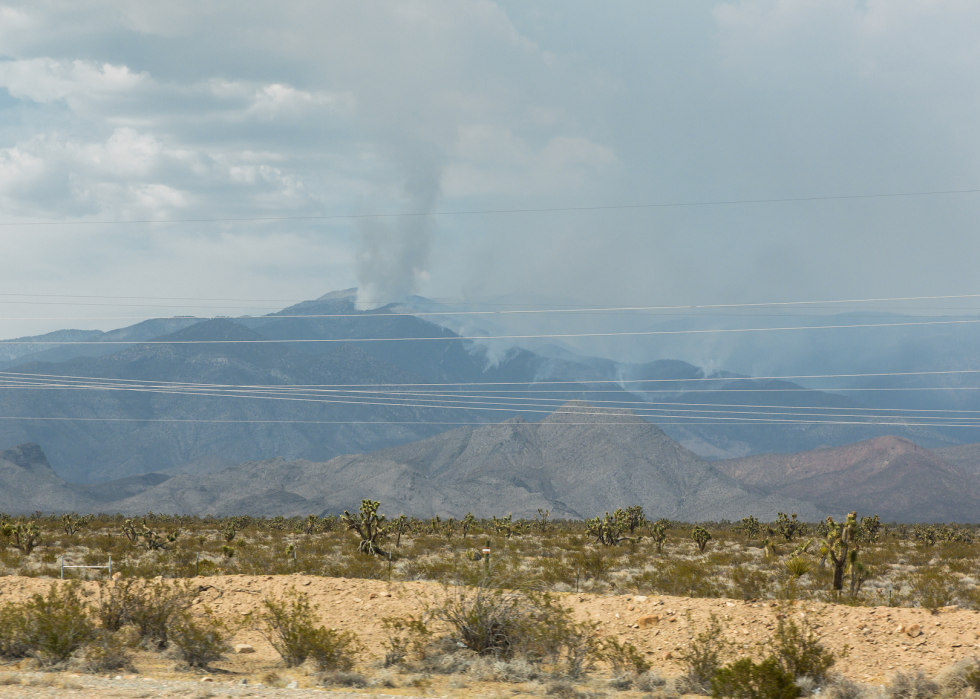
[678,613,730,692]
[261,589,363,670]
[711,657,801,699]
[169,610,230,669]
[125,579,194,649]
[770,617,836,683]
[433,584,600,677]
[96,578,141,632]
[0,582,95,666]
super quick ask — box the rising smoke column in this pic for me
[354,145,441,310]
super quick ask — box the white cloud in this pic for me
[0,58,147,106]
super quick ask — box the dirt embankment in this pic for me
[1,574,979,694]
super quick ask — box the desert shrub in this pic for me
[678,613,730,692]
[78,629,134,673]
[96,578,141,632]
[905,567,960,611]
[434,585,527,658]
[547,679,586,699]
[493,658,539,682]
[710,657,801,699]
[434,583,599,677]
[381,613,430,666]
[169,610,230,669]
[769,617,836,683]
[572,547,614,581]
[0,582,95,666]
[318,671,368,687]
[599,636,651,675]
[261,588,363,670]
[821,674,865,699]
[933,658,980,695]
[125,579,194,649]
[885,670,938,699]
[730,564,770,601]
[635,671,667,692]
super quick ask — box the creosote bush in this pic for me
[261,588,363,670]
[711,657,801,699]
[678,613,729,692]
[119,579,194,649]
[769,616,837,684]
[432,581,601,678]
[0,581,95,666]
[169,609,231,670]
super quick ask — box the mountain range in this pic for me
[0,289,965,484]
[3,402,980,522]
[0,402,823,520]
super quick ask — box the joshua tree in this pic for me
[62,513,89,537]
[616,505,646,535]
[820,511,858,592]
[2,520,42,555]
[341,499,389,555]
[586,512,641,546]
[650,518,671,554]
[303,514,320,536]
[691,525,712,553]
[775,512,805,541]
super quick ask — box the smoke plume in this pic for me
[354,147,441,309]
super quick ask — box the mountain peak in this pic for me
[0,443,53,473]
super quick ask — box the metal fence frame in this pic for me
[60,555,111,579]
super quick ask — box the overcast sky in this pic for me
[1,1,980,339]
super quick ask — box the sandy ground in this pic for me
[1,574,979,697]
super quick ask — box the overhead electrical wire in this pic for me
[2,374,980,425]
[8,372,980,415]
[3,186,980,228]
[3,367,980,387]
[6,316,980,344]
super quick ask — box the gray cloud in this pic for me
[0,0,978,358]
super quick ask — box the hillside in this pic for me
[931,442,980,477]
[714,436,980,522]
[0,402,824,519]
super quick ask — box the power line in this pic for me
[3,375,980,423]
[3,368,979,387]
[11,372,980,414]
[3,187,980,227]
[0,414,975,427]
[6,316,980,344]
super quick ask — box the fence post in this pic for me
[108,555,112,576]
[60,556,64,580]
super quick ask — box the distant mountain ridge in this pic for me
[0,402,825,520]
[0,289,964,483]
[714,435,980,522]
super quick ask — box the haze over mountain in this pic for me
[0,402,825,521]
[0,289,966,484]
[714,436,980,523]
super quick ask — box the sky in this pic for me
[1,0,980,341]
